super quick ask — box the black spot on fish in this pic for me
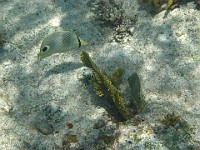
[42,46,48,52]
[77,36,81,48]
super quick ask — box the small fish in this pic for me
[38,31,88,61]
[128,72,145,109]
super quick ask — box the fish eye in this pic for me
[42,45,49,52]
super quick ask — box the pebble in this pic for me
[34,121,54,135]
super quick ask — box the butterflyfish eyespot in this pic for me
[42,45,49,52]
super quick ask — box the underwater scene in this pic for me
[0,0,200,149]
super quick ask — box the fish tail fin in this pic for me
[80,38,88,46]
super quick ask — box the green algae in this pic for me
[161,112,194,138]
[80,51,129,120]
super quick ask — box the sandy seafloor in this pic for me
[0,0,200,150]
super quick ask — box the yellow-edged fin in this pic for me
[79,37,88,46]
